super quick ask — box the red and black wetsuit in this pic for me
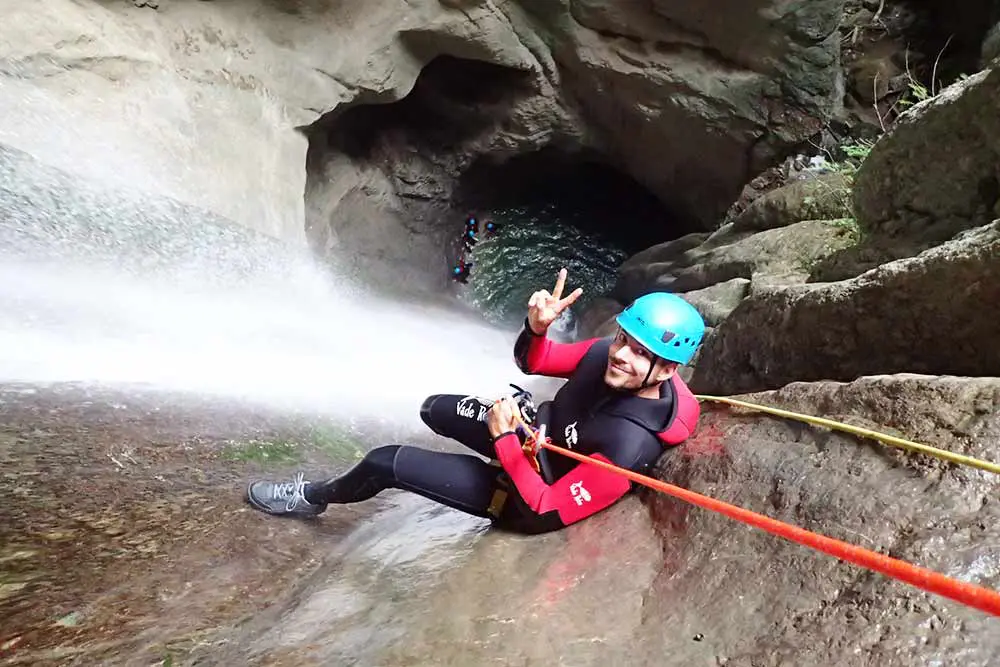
[304,321,700,534]
[493,321,700,532]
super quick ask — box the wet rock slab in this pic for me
[0,382,390,666]
[4,374,1000,666]
[199,376,1000,667]
[648,374,1000,666]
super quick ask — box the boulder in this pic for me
[678,277,751,327]
[854,67,1000,244]
[732,172,853,233]
[615,218,860,303]
[690,221,1000,396]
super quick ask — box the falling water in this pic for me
[0,143,523,430]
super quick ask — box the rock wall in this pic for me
[0,0,848,275]
[9,1,995,392]
[602,33,1000,397]
[534,0,847,228]
[0,0,341,240]
[690,221,1000,395]
[301,0,849,290]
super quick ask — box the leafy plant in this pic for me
[835,140,875,174]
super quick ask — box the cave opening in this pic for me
[454,147,679,256]
[452,147,681,329]
[301,53,541,294]
[302,52,682,318]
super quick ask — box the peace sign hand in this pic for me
[527,268,583,335]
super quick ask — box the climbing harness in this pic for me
[696,394,1000,476]
[492,392,1000,617]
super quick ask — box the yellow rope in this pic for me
[696,394,1000,476]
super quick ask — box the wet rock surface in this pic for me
[2,372,999,666]
[197,494,663,666]
[648,374,1000,666]
[0,383,395,665]
[206,373,1000,666]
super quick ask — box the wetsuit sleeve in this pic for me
[492,432,635,527]
[513,319,600,379]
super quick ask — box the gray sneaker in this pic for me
[246,472,328,517]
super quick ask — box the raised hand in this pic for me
[527,268,583,335]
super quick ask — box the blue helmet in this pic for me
[615,293,705,365]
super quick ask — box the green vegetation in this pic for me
[307,425,366,461]
[834,140,875,175]
[220,425,364,466]
[221,438,301,464]
[827,216,863,245]
[795,140,872,243]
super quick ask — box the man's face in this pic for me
[604,328,677,392]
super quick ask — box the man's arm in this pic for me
[492,429,655,527]
[514,267,590,378]
[513,319,600,379]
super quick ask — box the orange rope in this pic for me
[533,435,1000,617]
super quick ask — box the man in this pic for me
[246,269,705,534]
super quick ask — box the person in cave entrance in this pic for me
[246,268,706,534]
[451,215,499,283]
[463,215,498,247]
[451,257,472,284]
[448,214,478,284]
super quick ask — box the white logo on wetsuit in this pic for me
[457,396,488,422]
[570,481,591,506]
[565,421,578,447]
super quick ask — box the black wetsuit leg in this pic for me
[419,393,497,459]
[302,394,507,519]
[304,445,502,519]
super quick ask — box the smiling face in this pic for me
[604,327,678,394]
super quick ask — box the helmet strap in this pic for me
[640,356,660,389]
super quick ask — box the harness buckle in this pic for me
[509,383,537,424]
